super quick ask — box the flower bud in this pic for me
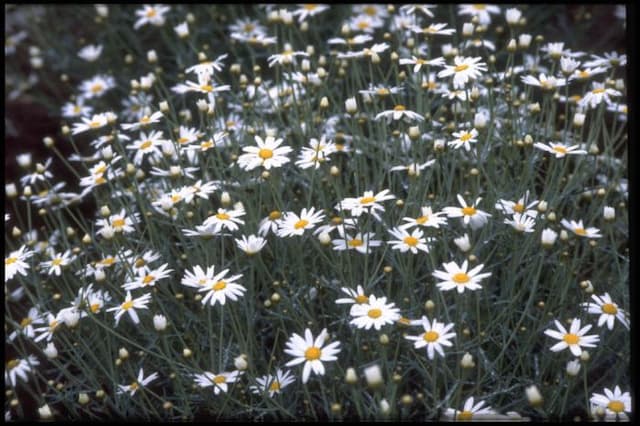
[507,38,517,52]
[320,96,329,109]
[462,22,474,37]
[44,342,58,359]
[505,8,522,25]
[454,234,471,252]
[461,352,476,369]
[474,112,487,129]
[379,399,391,415]
[525,385,543,407]
[6,183,18,198]
[78,392,90,405]
[153,314,167,331]
[234,354,248,371]
[364,364,383,388]
[345,367,358,384]
[566,359,581,376]
[318,231,331,245]
[603,206,615,221]
[573,112,586,127]
[541,228,558,248]
[518,34,532,49]
[345,97,358,115]
[118,347,129,360]
[147,49,158,63]
[38,404,54,420]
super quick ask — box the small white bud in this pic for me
[566,359,581,376]
[474,112,487,129]
[537,200,548,213]
[38,404,54,420]
[17,153,32,168]
[507,38,517,52]
[580,351,590,362]
[118,347,129,359]
[318,231,331,245]
[462,22,474,37]
[364,364,384,388]
[505,8,522,25]
[147,50,158,64]
[461,352,476,369]
[61,310,80,327]
[541,228,558,248]
[44,342,58,359]
[454,234,471,252]
[525,385,543,407]
[379,399,391,415]
[518,34,532,49]
[95,268,106,283]
[560,230,569,241]
[159,100,169,113]
[345,97,358,114]
[78,392,90,405]
[5,183,18,198]
[345,367,358,384]
[220,191,231,206]
[234,354,249,371]
[603,206,615,221]
[153,314,167,331]
[573,112,586,127]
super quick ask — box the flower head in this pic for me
[432,260,491,294]
[284,328,341,383]
[581,293,629,330]
[349,295,401,330]
[405,316,456,359]
[544,318,600,356]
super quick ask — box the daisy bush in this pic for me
[4,4,630,422]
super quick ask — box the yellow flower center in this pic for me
[457,410,474,421]
[198,278,207,286]
[462,206,476,216]
[473,4,486,10]
[140,116,151,124]
[367,308,382,319]
[376,88,390,96]
[269,380,281,392]
[130,381,139,390]
[140,140,153,150]
[363,5,377,16]
[89,120,103,128]
[259,148,274,159]
[200,84,213,92]
[403,236,419,247]
[201,140,214,150]
[601,303,618,315]
[171,194,182,203]
[294,219,309,230]
[216,212,230,220]
[454,64,469,73]
[178,137,190,144]
[146,8,157,18]
[607,400,625,413]
[269,210,282,221]
[348,239,364,247]
[394,105,406,111]
[563,333,580,345]
[357,21,370,30]
[355,294,369,304]
[578,70,590,78]
[7,359,19,370]
[592,88,605,94]
[112,218,126,228]
[90,303,101,313]
[20,317,33,327]
[415,215,429,224]
[52,258,63,266]
[460,132,473,142]
[6,257,17,265]
[243,23,255,33]
[122,300,134,310]
[213,375,226,384]
[574,228,587,236]
[552,145,568,155]
[90,83,104,94]
[423,330,439,342]
[142,275,155,285]
[360,196,376,204]
[452,273,470,284]
[304,346,322,361]
[513,203,524,213]
[100,257,116,266]
[213,281,227,291]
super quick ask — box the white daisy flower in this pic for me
[123,263,173,291]
[437,56,487,89]
[581,293,629,330]
[235,234,267,255]
[442,396,496,421]
[276,207,325,237]
[237,135,293,171]
[448,128,479,151]
[5,245,34,282]
[544,318,600,356]
[202,206,246,234]
[405,316,456,360]
[590,386,631,418]
[117,368,159,396]
[442,194,491,230]
[193,370,241,395]
[335,285,370,307]
[560,218,602,238]
[198,268,245,307]
[533,141,587,158]
[504,213,536,233]
[5,355,40,387]
[432,260,491,294]
[107,291,152,326]
[374,104,424,122]
[284,328,341,384]
[387,227,431,254]
[399,206,448,230]
[349,295,401,331]
[249,369,295,397]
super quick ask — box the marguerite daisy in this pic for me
[284,328,341,383]
[432,260,491,293]
[405,316,456,360]
[349,295,401,331]
[544,318,600,356]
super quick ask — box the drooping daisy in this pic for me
[400,206,448,230]
[237,135,293,171]
[193,370,241,395]
[579,82,622,109]
[521,73,566,91]
[442,194,491,230]
[267,43,309,67]
[185,53,229,78]
[96,208,140,237]
[33,312,62,343]
[198,268,245,306]
[295,136,337,170]
[560,218,602,238]
[61,97,93,118]
[5,245,34,282]
[71,112,112,135]
[581,293,629,330]
[292,4,330,23]
[8,306,45,341]
[404,316,456,360]
[117,368,159,396]
[107,291,152,326]
[120,110,164,132]
[249,369,296,397]
[123,263,173,291]
[432,260,491,294]
[336,189,395,218]
[235,234,267,255]
[276,207,325,237]
[335,285,370,307]
[374,105,424,122]
[437,56,487,89]
[544,318,600,356]
[284,328,341,383]
[202,206,246,234]
[442,396,496,421]
[504,213,536,233]
[387,227,431,254]
[5,355,40,387]
[533,141,587,158]
[448,128,479,151]
[411,23,456,37]
[590,386,631,419]
[349,295,401,331]
[331,231,382,254]
[258,210,283,236]
[399,55,446,73]
[183,72,231,104]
